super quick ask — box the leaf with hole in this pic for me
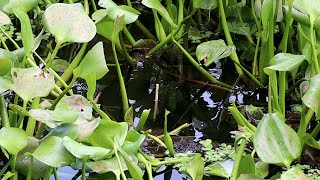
[253,113,302,168]
[0,127,27,155]
[196,40,236,67]
[42,3,96,43]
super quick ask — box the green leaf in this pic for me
[9,104,29,116]
[98,0,117,9]
[91,9,108,23]
[0,58,11,76]
[164,109,175,156]
[238,174,263,180]
[42,3,96,43]
[264,53,306,74]
[293,0,320,23]
[16,137,50,180]
[0,0,39,14]
[89,120,128,149]
[255,161,269,178]
[238,155,255,178]
[193,0,217,10]
[204,163,230,178]
[32,136,75,167]
[118,147,143,180]
[42,123,80,141]
[87,155,127,175]
[260,0,274,39]
[122,130,145,155]
[0,127,27,154]
[107,5,140,24]
[0,10,11,25]
[96,17,115,42]
[141,0,177,29]
[196,40,236,67]
[302,133,320,149]
[75,118,100,142]
[14,10,34,57]
[111,15,125,42]
[73,42,108,100]
[302,74,320,120]
[63,136,110,160]
[280,167,308,180]
[11,67,55,101]
[0,76,11,94]
[135,108,151,131]
[124,106,133,126]
[253,113,302,167]
[186,153,204,180]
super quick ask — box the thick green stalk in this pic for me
[90,99,111,121]
[112,42,129,113]
[278,72,286,116]
[311,122,320,137]
[0,96,10,127]
[123,27,136,45]
[26,155,33,180]
[218,0,243,76]
[251,0,261,76]
[270,72,281,113]
[114,147,127,180]
[134,20,156,40]
[172,38,233,89]
[91,0,97,11]
[84,0,89,14]
[230,138,247,180]
[50,77,77,110]
[26,97,40,136]
[45,41,62,69]
[310,20,320,74]
[0,26,20,49]
[82,158,87,180]
[119,32,134,64]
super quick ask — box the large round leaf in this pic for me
[0,127,28,155]
[32,136,75,167]
[42,3,96,43]
[0,0,39,14]
[302,74,320,120]
[11,67,55,101]
[0,10,11,25]
[63,136,110,160]
[196,40,236,67]
[253,113,302,167]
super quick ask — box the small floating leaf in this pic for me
[196,40,236,67]
[0,127,27,155]
[63,136,110,160]
[253,113,302,168]
[186,153,204,180]
[11,67,55,101]
[0,0,40,14]
[42,3,96,43]
[32,136,75,167]
[302,74,320,120]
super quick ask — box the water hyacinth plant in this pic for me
[1,0,320,179]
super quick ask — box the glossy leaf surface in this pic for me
[0,127,27,154]
[264,53,305,73]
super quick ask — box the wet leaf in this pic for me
[264,53,305,74]
[0,10,11,25]
[14,10,34,57]
[280,167,308,180]
[42,123,80,141]
[186,153,204,180]
[0,76,11,94]
[135,108,151,131]
[253,113,302,167]
[11,67,55,101]
[302,74,320,120]
[89,120,128,149]
[42,3,96,43]
[124,106,133,126]
[302,133,320,149]
[32,136,75,167]
[196,40,236,67]
[142,0,177,29]
[63,136,110,160]
[122,130,145,155]
[0,0,39,14]
[16,137,49,180]
[0,127,27,155]
[73,42,108,100]
[193,0,217,10]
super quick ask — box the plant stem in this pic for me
[53,168,59,180]
[112,42,129,113]
[50,77,77,110]
[0,26,20,49]
[91,0,97,11]
[119,32,134,64]
[218,0,243,76]
[26,97,40,136]
[311,122,320,137]
[82,158,87,180]
[114,147,127,180]
[27,155,33,180]
[0,96,10,127]
[84,0,89,14]
[123,27,136,45]
[46,41,62,69]
[35,123,45,139]
[172,38,233,89]
[310,21,320,74]
[230,138,247,180]
[135,20,156,40]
